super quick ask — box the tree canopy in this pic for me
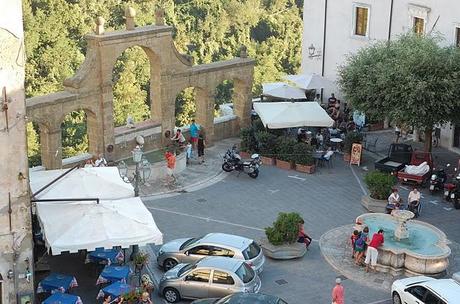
[338,34,460,151]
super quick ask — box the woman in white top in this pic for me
[386,188,402,214]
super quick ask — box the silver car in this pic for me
[159,256,261,303]
[157,233,265,273]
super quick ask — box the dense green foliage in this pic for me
[292,142,313,165]
[24,0,303,163]
[265,212,303,245]
[343,131,363,154]
[364,171,397,200]
[338,34,460,151]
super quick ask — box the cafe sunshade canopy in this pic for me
[253,102,334,129]
[283,73,333,90]
[36,197,163,255]
[262,82,306,99]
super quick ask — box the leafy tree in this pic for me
[61,110,89,158]
[27,122,41,166]
[338,34,460,151]
[175,88,196,127]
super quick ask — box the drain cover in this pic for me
[374,278,384,284]
[275,279,288,285]
[197,198,207,202]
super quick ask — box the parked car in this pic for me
[157,233,265,273]
[159,256,261,303]
[391,276,460,304]
[191,292,288,303]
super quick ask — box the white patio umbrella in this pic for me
[283,73,333,90]
[36,197,163,254]
[30,167,134,200]
[262,82,306,100]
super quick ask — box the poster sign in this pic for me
[350,143,362,166]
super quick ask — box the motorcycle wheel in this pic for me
[248,169,259,179]
[455,199,460,210]
[222,163,233,172]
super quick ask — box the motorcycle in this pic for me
[429,164,449,194]
[222,146,261,178]
[443,167,458,202]
[449,174,460,209]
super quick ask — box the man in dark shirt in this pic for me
[328,93,337,107]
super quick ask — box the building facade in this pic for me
[0,1,35,303]
[302,0,460,152]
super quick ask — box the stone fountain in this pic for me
[355,213,451,276]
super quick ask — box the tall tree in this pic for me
[338,34,460,151]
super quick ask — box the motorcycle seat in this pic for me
[445,183,456,190]
[243,161,252,165]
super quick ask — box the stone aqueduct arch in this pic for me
[26,11,255,169]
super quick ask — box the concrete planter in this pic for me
[296,164,315,174]
[368,122,384,131]
[276,159,293,170]
[361,195,388,213]
[259,238,306,260]
[261,156,276,166]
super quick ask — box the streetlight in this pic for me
[132,145,143,197]
[308,44,322,58]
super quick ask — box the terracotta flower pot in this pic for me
[343,153,351,162]
[239,151,250,158]
[276,159,293,170]
[261,156,276,166]
[296,164,315,174]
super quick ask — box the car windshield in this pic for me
[243,241,261,260]
[235,263,255,283]
[179,237,201,250]
[177,263,196,277]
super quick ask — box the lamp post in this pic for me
[308,43,322,58]
[132,146,143,197]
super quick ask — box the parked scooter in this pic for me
[449,174,460,209]
[429,164,449,194]
[443,167,458,202]
[222,146,261,178]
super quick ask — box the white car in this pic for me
[391,276,460,304]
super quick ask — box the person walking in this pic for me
[365,229,384,272]
[331,278,344,304]
[197,129,206,163]
[189,119,200,150]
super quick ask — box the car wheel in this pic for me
[392,292,402,304]
[163,259,178,271]
[164,288,180,303]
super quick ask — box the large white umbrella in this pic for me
[283,73,333,90]
[36,197,163,254]
[262,82,306,100]
[253,102,334,129]
[30,167,134,200]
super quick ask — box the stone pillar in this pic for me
[125,7,136,30]
[155,8,165,25]
[40,126,62,169]
[95,16,105,35]
[101,85,115,151]
[0,1,35,302]
[233,77,253,129]
[86,111,103,156]
[195,88,214,144]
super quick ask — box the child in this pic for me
[186,140,192,165]
[164,151,176,185]
[297,219,312,250]
[350,230,360,258]
[354,226,369,266]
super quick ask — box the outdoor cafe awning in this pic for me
[253,101,334,129]
[36,197,163,255]
[262,82,306,100]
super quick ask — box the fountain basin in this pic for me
[356,213,451,276]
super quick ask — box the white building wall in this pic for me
[301,0,460,151]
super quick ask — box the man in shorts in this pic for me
[365,229,384,272]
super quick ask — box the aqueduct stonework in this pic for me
[26,10,255,169]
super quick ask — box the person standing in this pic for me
[189,119,200,150]
[197,129,206,163]
[328,93,337,107]
[332,278,344,304]
[164,151,176,185]
[365,229,384,272]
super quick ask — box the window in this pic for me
[243,242,261,260]
[424,291,441,304]
[185,270,211,283]
[407,286,427,301]
[456,27,460,47]
[354,6,369,36]
[235,263,255,283]
[210,246,235,258]
[414,17,425,34]
[212,271,235,285]
[188,245,212,256]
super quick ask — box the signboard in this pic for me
[350,143,362,166]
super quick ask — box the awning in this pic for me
[283,73,333,90]
[253,102,334,129]
[36,197,163,254]
[262,82,306,100]
[30,167,134,200]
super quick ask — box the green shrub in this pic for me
[292,142,314,165]
[275,137,296,162]
[343,131,363,154]
[240,127,257,153]
[364,171,396,200]
[255,131,277,157]
[252,118,266,133]
[265,212,303,245]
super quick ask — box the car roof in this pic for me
[196,256,243,272]
[200,233,252,250]
[424,279,460,302]
[220,293,280,304]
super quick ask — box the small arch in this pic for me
[214,79,235,118]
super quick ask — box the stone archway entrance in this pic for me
[26,8,255,169]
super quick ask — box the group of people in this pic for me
[386,187,421,216]
[170,120,206,164]
[351,227,385,273]
[325,93,355,133]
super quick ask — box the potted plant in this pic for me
[259,212,307,259]
[343,131,363,162]
[121,290,141,303]
[255,131,277,165]
[239,127,257,158]
[293,142,315,174]
[361,171,397,213]
[275,137,296,170]
[133,251,149,272]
